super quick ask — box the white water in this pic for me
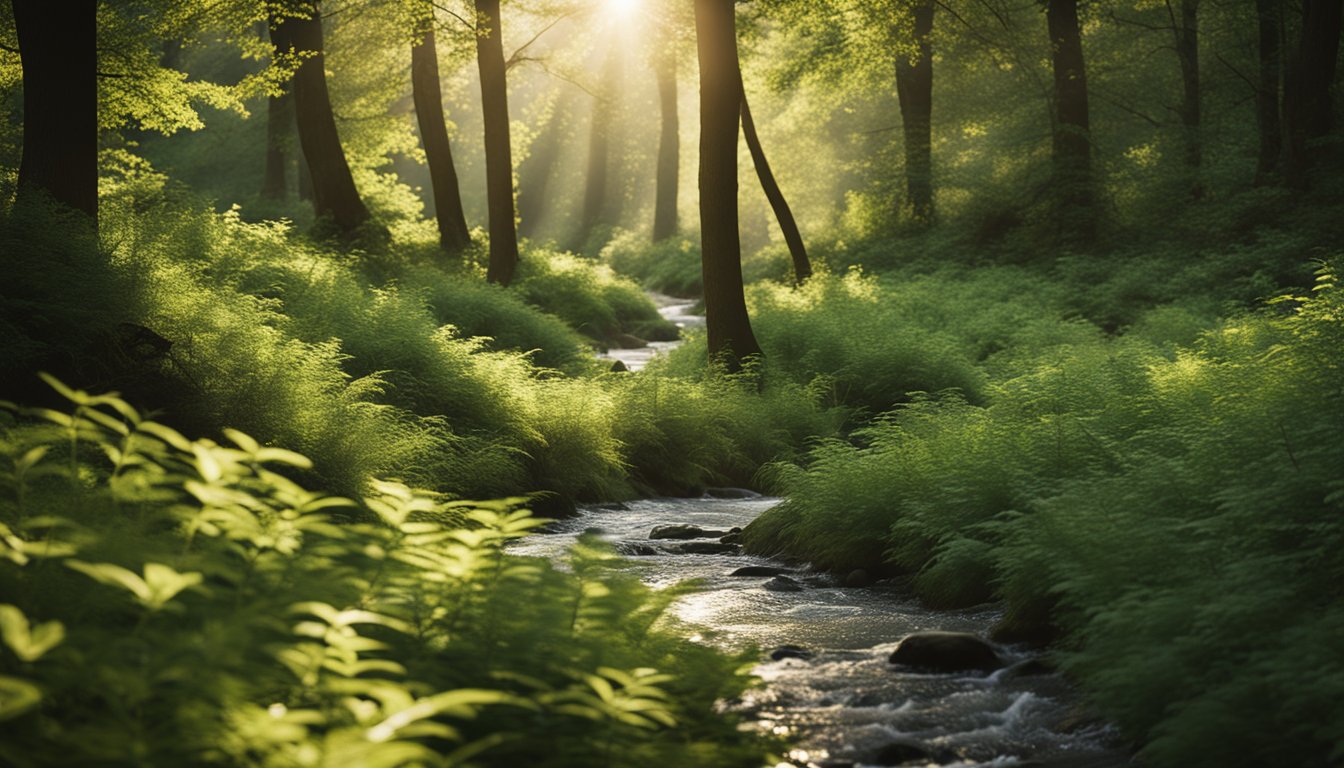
[598,293,703,371]
[513,497,1129,768]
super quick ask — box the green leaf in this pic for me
[0,605,64,663]
[0,675,41,721]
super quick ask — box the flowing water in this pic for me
[598,293,703,371]
[513,496,1131,768]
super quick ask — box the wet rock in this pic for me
[810,760,855,768]
[730,566,792,577]
[704,487,762,499]
[618,543,659,556]
[869,739,931,765]
[610,333,647,349]
[887,631,1003,673]
[609,360,629,373]
[769,644,814,661]
[763,576,804,592]
[591,501,629,512]
[664,541,740,555]
[1002,657,1055,679]
[848,692,886,708]
[649,524,729,540]
[581,527,605,536]
[1053,703,1107,735]
[842,569,872,588]
[719,532,742,545]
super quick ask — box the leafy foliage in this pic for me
[0,379,772,767]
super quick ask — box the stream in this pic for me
[569,295,1130,767]
[513,496,1132,768]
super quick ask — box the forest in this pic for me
[0,0,1341,766]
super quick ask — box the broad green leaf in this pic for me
[0,675,41,721]
[0,605,64,663]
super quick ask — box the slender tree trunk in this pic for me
[740,83,811,285]
[894,0,934,222]
[412,19,471,254]
[1254,0,1283,183]
[1046,0,1094,241]
[1173,0,1202,175]
[269,4,373,236]
[517,94,573,239]
[577,49,620,251]
[1283,0,1343,185]
[696,0,761,369]
[262,88,292,199]
[12,0,97,220]
[652,36,680,242]
[297,141,314,201]
[475,0,520,285]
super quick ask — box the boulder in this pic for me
[609,360,629,373]
[719,532,742,544]
[1001,658,1055,679]
[649,524,729,540]
[664,541,740,555]
[887,631,1003,673]
[763,576,804,592]
[618,543,659,557]
[769,644,814,661]
[842,569,872,588]
[730,566,792,577]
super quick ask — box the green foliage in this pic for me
[514,249,679,344]
[601,232,704,298]
[744,263,1344,767]
[0,380,772,767]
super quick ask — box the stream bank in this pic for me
[514,496,1132,768]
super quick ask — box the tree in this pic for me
[261,86,293,200]
[652,26,680,242]
[1045,0,1094,241]
[12,0,97,219]
[1254,0,1283,184]
[740,80,811,284]
[1282,0,1343,185]
[895,0,934,221]
[696,0,761,368]
[577,48,621,250]
[411,7,471,254]
[269,3,375,237]
[517,92,576,240]
[1171,0,1202,175]
[475,0,520,285]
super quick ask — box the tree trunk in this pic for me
[517,93,574,239]
[696,0,761,369]
[577,49,620,251]
[894,0,934,222]
[740,83,811,285]
[1174,0,1202,173]
[475,0,520,285]
[262,88,292,199]
[1045,0,1094,241]
[412,19,471,254]
[12,0,97,220]
[1283,0,1343,185]
[1254,0,1283,183]
[297,141,314,201]
[269,4,373,236]
[652,36,680,242]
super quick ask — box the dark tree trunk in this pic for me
[894,0,934,222]
[652,36,680,242]
[475,0,520,285]
[412,20,471,254]
[1046,0,1094,241]
[1254,0,1283,183]
[517,94,574,239]
[1174,0,1202,172]
[269,4,373,236]
[13,0,97,220]
[1283,0,1343,184]
[262,88,292,199]
[695,0,761,369]
[578,50,620,251]
[740,84,811,285]
[297,141,314,201]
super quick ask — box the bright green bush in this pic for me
[515,249,679,343]
[601,232,704,298]
[0,381,773,767]
[744,263,1344,766]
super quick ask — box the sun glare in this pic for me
[607,0,640,20]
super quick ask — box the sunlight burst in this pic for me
[607,0,640,20]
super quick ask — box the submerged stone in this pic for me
[729,565,792,577]
[763,575,804,592]
[649,524,729,540]
[769,644,814,661]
